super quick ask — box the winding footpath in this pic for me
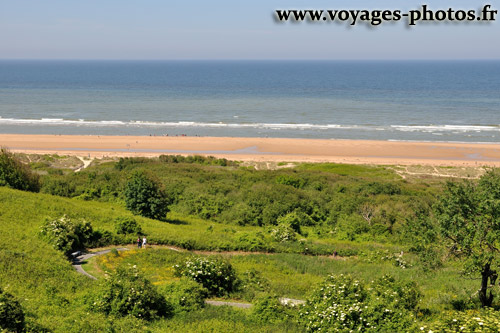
[72,248,129,280]
[72,247,305,308]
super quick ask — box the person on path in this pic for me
[137,237,142,249]
[142,236,147,249]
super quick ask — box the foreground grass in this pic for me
[90,246,478,316]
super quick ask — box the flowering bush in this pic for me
[174,257,237,296]
[299,274,420,332]
[88,265,172,320]
[40,215,95,255]
[361,250,411,269]
[270,223,297,243]
[425,308,500,332]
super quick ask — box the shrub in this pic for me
[88,265,172,320]
[41,178,76,197]
[40,215,92,255]
[160,278,208,313]
[0,288,25,333]
[174,257,237,296]
[252,295,291,324]
[40,215,110,255]
[270,224,297,243]
[277,210,313,234]
[124,171,169,220]
[299,274,420,332]
[275,174,305,189]
[0,148,40,192]
[235,232,269,251]
[427,307,500,332]
[236,269,270,301]
[115,216,142,235]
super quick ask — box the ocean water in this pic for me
[0,60,499,142]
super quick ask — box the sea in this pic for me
[0,60,499,143]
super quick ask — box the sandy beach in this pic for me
[2,134,500,167]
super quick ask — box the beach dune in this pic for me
[2,134,500,167]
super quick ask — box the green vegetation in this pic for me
[87,265,172,320]
[0,287,25,332]
[435,171,500,307]
[2,153,500,331]
[124,171,169,220]
[115,216,143,236]
[299,274,420,332]
[0,149,40,192]
[40,215,112,256]
[174,257,237,296]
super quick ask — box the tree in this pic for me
[434,170,500,307]
[0,148,40,192]
[124,171,169,220]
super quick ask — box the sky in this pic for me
[1,0,499,60]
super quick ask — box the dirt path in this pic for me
[72,248,129,279]
[72,246,306,308]
[75,156,93,172]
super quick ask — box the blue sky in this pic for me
[1,0,499,60]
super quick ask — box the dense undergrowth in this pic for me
[2,153,500,332]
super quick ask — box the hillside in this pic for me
[2,154,500,332]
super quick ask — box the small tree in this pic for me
[435,170,500,307]
[0,148,40,192]
[124,171,169,220]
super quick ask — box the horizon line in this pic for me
[1,58,499,62]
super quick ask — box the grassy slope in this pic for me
[0,187,305,331]
[0,180,479,330]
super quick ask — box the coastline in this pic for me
[2,134,500,167]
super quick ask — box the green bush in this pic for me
[41,178,76,197]
[160,278,208,313]
[299,274,420,332]
[115,216,143,235]
[0,149,40,192]
[124,171,169,220]
[235,269,270,301]
[0,288,25,333]
[234,232,269,251]
[39,215,111,255]
[252,294,292,324]
[88,265,172,320]
[174,257,237,296]
[275,174,305,189]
